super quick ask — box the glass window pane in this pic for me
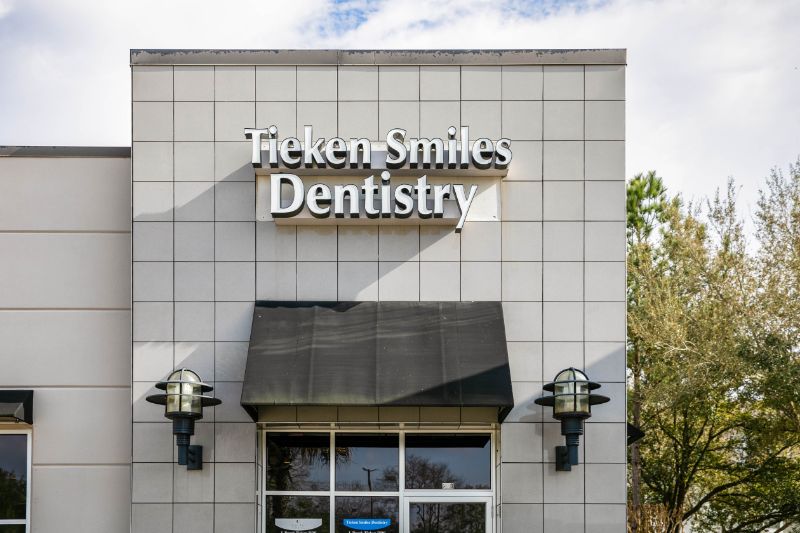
[267,495,329,533]
[335,496,398,533]
[0,434,27,520]
[405,434,491,490]
[408,502,486,533]
[266,433,330,491]
[335,434,399,491]
[0,525,27,533]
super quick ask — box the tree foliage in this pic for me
[627,160,800,532]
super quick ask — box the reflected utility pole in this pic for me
[363,467,377,515]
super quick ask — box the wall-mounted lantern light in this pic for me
[146,368,221,470]
[535,368,609,471]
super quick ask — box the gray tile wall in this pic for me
[132,60,626,533]
[0,156,132,533]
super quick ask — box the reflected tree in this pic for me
[409,502,484,533]
[405,456,466,489]
[0,468,26,519]
[405,457,485,532]
[336,466,398,493]
[267,437,352,491]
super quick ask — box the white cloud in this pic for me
[0,0,13,18]
[0,0,797,217]
[323,0,800,215]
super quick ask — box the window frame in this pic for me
[259,429,496,533]
[0,428,32,533]
[403,496,493,533]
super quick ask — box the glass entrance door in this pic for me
[262,431,495,533]
[403,497,492,533]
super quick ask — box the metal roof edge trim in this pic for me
[130,48,627,66]
[0,146,131,158]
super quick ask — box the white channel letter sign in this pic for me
[244,126,512,232]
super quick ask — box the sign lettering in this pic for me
[247,125,511,232]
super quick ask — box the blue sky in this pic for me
[0,0,798,224]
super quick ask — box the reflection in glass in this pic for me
[408,502,485,533]
[335,496,399,533]
[0,434,27,520]
[335,434,399,491]
[267,433,330,491]
[267,495,329,533]
[405,435,491,490]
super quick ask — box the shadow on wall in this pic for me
[131,161,484,427]
[132,164,483,303]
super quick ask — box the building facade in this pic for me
[0,48,627,533]
[0,149,132,532]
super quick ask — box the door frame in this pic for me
[402,496,494,533]
[259,428,497,533]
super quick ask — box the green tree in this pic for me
[627,170,669,533]
[627,163,800,532]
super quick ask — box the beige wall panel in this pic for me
[31,465,130,533]
[0,310,130,386]
[32,387,131,464]
[0,157,130,231]
[0,233,130,308]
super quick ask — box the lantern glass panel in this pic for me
[551,368,593,416]
[163,369,205,415]
[575,377,590,414]
[166,381,181,414]
[575,381,591,414]
[166,393,181,414]
[180,390,202,414]
[554,381,573,395]
[554,394,573,414]
[576,394,590,414]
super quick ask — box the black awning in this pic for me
[0,390,33,424]
[241,301,513,420]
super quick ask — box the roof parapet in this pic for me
[131,48,626,66]
[0,146,131,158]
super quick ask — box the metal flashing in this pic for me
[0,146,131,158]
[0,390,34,424]
[130,48,627,66]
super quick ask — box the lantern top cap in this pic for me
[542,367,603,392]
[170,368,200,382]
[535,367,611,409]
[555,367,589,383]
[154,368,214,392]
